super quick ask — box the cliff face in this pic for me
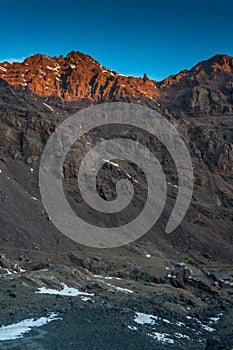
[0,51,158,102]
[159,54,233,117]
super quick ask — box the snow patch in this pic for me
[43,103,54,111]
[36,283,94,297]
[147,332,174,344]
[200,324,216,332]
[114,286,134,293]
[103,159,119,167]
[46,65,59,71]
[80,296,93,302]
[0,313,60,341]
[134,313,158,325]
[94,275,122,280]
[175,332,190,340]
[186,315,216,332]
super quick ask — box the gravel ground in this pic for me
[0,273,232,350]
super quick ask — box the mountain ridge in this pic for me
[0,51,158,102]
[1,51,233,118]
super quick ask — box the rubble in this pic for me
[201,268,233,288]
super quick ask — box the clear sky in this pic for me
[1,0,233,81]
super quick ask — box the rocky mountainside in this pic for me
[0,51,232,268]
[0,51,233,349]
[159,54,233,117]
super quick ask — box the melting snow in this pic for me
[105,282,134,293]
[131,311,221,345]
[2,269,13,275]
[102,159,119,167]
[93,275,133,293]
[0,313,60,341]
[114,286,134,293]
[200,324,215,332]
[209,315,222,323]
[134,313,158,325]
[175,332,190,340]
[46,65,59,71]
[168,182,178,188]
[36,283,94,297]
[94,275,122,280]
[162,318,171,324]
[43,103,54,111]
[186,315,216,332]
[80,296,93,302]
[0,266,26,276]
[147,332,175,344]
[116,73,127,77]
[18,267,26,273]
[216,196,222,207]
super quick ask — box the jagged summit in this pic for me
[158,54,233,117]
[0,51,158,101]
[0,51,233,116]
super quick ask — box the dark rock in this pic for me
[205,334,233,350]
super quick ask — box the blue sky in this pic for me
[1,0,233,80]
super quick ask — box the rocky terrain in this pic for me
[0,52,232,349]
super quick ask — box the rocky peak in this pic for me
[0,52,158,102]
[197,54,233,74]
[0,51,233,117]
[158,54,233,117]
[160,54,233,89]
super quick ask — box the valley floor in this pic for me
[0,267,232,350]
